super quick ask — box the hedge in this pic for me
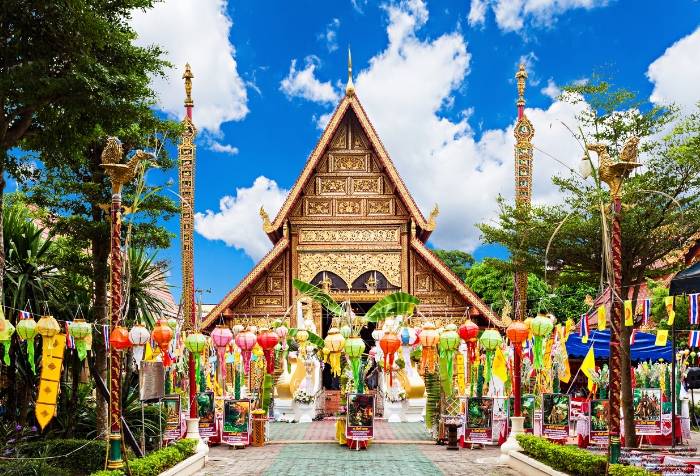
[515,435,651,476]
[89,439,197,476]
[0,460,71,476]
[18,439,107,475]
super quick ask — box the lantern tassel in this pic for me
[218,348,227,378]
[533,335,544,370]
[27,339,36,374]
[420,346,436,374]
[263,349,275,374]
[1,340,10,366]
[467,342,477,363]
[75,339,87,361]
[401,345,413,377]
[330,352,341,377]
[132,345,145,368]
[242,350,252,374]
[161,345,171,367]
[439,350,453,396]
[350,357,361,391]
[485,350,495,386]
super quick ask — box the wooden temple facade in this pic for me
[202,91,501,336]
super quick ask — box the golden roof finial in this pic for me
[346,46,355,97]
[516,63,527,107]
[183,63,194,107]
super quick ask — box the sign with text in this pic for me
[222,399,250,445]
[633,388,662,435]
[163,394,181,440]
[542,393,570,440]
[464,397,493,444]
[590,399,609,446]
[197,391,217,437]
[346,393,375,440]
[508,396,536,434]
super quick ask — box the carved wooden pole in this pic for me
[609,197,622,463]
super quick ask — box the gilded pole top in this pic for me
[100,137,153,194]
[346,46,355,97]
[516,63,527,107]
[183,63,194,107]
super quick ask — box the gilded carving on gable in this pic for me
[299,228,399,243]
[353,178,380,194]
[351,123,369,149]
[298,252,401,287]
[319,178,346,194]
[269,277,283,292]
[337,200,361,214]
[368,200,391,214]
[254,296,282,306]
[418,296,449,305]
[417,275,430,291]
[329,123,347,149]
[307,200,331,216]
[332,155,366,171]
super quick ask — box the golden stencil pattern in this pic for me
[299,228,399,243]
[320,178,346,194]
[333,156,365,171]
[307,201,331,215]
[298,252,401,287]
[368,200,391,214]
[254,297,282,306]
[353,178,380,193]
[337,200,361,214]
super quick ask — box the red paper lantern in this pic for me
[150,319,174,366]
[379,332,401,386]
[506,321,529,357]
[109,326,132,351]
[256,329,280,374]
[459,320,480,362]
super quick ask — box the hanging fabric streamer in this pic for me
[0,311,15,366]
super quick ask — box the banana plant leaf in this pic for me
[286,328,325,349]
[364,292,420,322]
[292,279,344,316]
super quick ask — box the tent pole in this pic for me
[672,295,676,448]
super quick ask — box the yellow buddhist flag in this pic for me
[493,347,508,383]
[655,329,669,346]
[456,354,466,395]
[598,306,606,331]
[564,319,573,342]
[560,342,571,383]
[624,300,634,326]
[581,346,596,392]
[582,334,588,344]
[144,341,155,361]
[665,296,675,325]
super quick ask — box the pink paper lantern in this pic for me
[275,325,289,350]
[211,325,234,377]
[235,329,257,373]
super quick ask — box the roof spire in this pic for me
[516,63,527,108]
[183,63,194,107]
[346,46,355,97]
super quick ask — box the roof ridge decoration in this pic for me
[267,93,432,242]
[410,237,502,327]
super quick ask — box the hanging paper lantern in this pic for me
[439,329,461,395]
[379,332,401,387]
[399,326,417,377]
[257,328,280,374]
[211,325,234,377]
[16,314,37,373]
[36,315,61,350]
[345,335,365,389]
[523,316,535,335]
[339,325,352,339]
[235,330,257,373]
[479,329,503,384]
[418,322,440,373]
[506,321,529,358]
[383,319,396,333]
[295,329,309,359]
[68,319,91,361]
[275,325,289,349]
[151,320,174,366]
[0,314,16,366]
[109,326,132,351]
[249,326,258,335]
[128,323,150,368]
[324,328,345,377]
[445,323,458,332]
[458,320,480,362]
[232,324,244,337]
[166,317,178,333]
[184,331,207,380]
[371,328,385,345]
[530,314,554,370]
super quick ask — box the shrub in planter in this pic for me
[89,439,197,476]
[19,439,106,474]
[0,460,71,476]
[609,465,651,476]
[516,435,606,476]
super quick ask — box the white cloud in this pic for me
[318,19,341,52]
[314,112,334,130]
[131,0,248,134]
[541,79,560,99]
[351,0,369,13]
[208,141,239,155]
[518,52,540,86]
[647,26,700,112]
[468,0,612,33]
[194,177,288,261]
[280,56,342,104]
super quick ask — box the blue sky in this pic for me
[132,0,700,305]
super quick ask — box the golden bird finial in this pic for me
[183,63,194,107]
[260,206,275,233]
[424,203,439,231]
[346,46,355,97]
[516,63,527,107]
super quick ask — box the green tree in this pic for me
[431,250,475,282]
[476,70,700,445]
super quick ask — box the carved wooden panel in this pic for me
[368,199,392,215]
[330,154,368,172]
[298,252,401,287]
[336,199,362,215]
[351,122,370,150]
[329,121,347,149]
[416,274,431,292]
[318,177,347,195]
[352,177,381,194]
[253,296,282,306]
[305,199,331,216]
[298,228,400,244]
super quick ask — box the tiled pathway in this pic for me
[268,420,433,442]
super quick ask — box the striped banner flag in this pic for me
[19,311,31,320]
[579,313,589,343]
[643,299,651,326]
[65,321,75,349]
[689,330,700,347]
[103,325,110,349]
[689,294,700,325]
[630,329,637,345]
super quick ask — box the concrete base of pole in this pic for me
[185,418,210,456]
[107,432,123,470]
[609,436,620,464]
[500,416,525,463]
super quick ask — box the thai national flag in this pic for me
[689,331,700,347]
[630,330,637,345]
[65,321,75,349]
[643,300,651,326]
[19,311,31,320]
[689,294,700,325]
[579,313,589,338]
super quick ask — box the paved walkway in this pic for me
[268,420,433,442]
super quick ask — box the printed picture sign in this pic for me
[508,396,536,434]
[590,399,609,446]
[464,397,493,444]
[542,393,570,440]
[222,399,250,445]
[633,388,662,435]
[197,391,217,437]
[346,393,375,440]
[163,394,181,440]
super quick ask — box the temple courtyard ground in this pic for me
[194,421,521,476]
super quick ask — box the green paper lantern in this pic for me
[68,319,91,361]
[439,330,460,395]
[345,336,365,391]
[340,325,352,339]
[445,323,458,332]
[531,315,553,370]
[479,329,503,385]
[185,331,207,375]
[166,317,178,333]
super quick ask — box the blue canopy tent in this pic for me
[565,330,671,361]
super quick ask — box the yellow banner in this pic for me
[655,329,669,346]
[665,296,675,325]
[560,342,571,383]
[598,306,606,331]
[624,300,634,326]
[36,334,66,430]
[456,353,465,395]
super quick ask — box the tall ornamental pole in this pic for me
[502,64,535,461]
[100,138,150,470]
[178,64,199,421]
[587,140,640,464]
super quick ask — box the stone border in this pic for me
[507,450,570,476]
[158,450,207,476]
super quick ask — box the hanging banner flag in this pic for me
[465,397,494,443]
[643,300,651,326]
[542,393,571,440]
[581,347,596,392]
[690,331,700,347]
[665,296,675,325]
[563,319,573,342]
[222,399,251,446]
[689,294,699,325]
[579,314,589,344]
[624,301,634,326]
[560,341,571,383]
[103,325,110,350]
[493,348,508,384]
[456,353,466,395]
[630,330,638,345]
[64,322,75,349]
[590,400,610,446]
[655,330,669,346]
[36,334,66,430]
[597,306,606,331]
